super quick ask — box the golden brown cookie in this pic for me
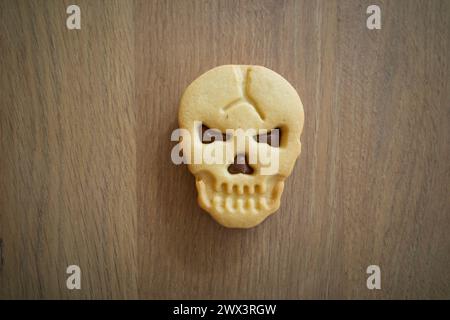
[178,65,304,228]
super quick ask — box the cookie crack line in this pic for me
[222,67,265,121]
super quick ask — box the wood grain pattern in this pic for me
[1,0,449,299]
[0,0,136,299]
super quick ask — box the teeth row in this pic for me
[214,183,267,194]
[212,195,271,213]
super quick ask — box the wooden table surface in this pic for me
[1,0,449,299]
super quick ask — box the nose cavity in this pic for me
[228,154,254,175]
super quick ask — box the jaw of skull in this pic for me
[194,171,285,228]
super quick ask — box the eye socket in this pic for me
[254,127,282,147]
[199,124,230,144]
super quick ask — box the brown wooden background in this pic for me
[1,0,449,299]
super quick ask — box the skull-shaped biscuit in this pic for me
[178,65,304,228]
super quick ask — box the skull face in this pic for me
[178,65,304,228]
